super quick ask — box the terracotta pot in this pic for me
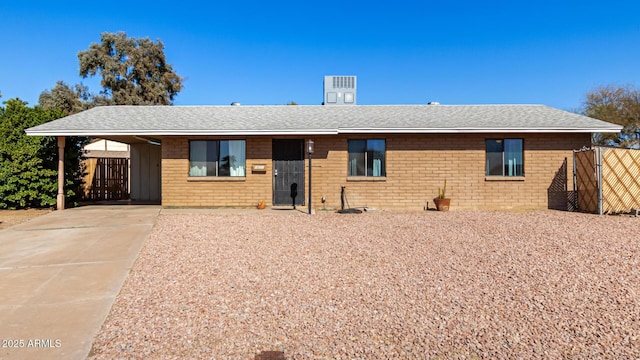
[434,198,451,211]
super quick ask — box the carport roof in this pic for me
[25,104,622,137]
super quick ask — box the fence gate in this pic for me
[83,157,129,201]
[573,147,640,214]
[574,148,598,213]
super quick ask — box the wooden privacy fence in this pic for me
[574,147,640,214]
[82,158,129,201]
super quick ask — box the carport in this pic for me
[24,134,161,210]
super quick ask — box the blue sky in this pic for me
[1,1,638,111]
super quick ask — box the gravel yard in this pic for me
[0,208,51,230]
[89,210,640,359]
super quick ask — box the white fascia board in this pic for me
[154,129,339,135]
[338,127,623,134]
[26,127,623,136]
[25,129,339,136]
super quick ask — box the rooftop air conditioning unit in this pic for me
[324,76,356,105]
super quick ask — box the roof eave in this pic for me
[24,129,339,136]
[25,127,623,137]
[339,127,623,134]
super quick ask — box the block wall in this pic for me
[161,136,272,207]
[161,133,590,210]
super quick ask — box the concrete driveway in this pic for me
[0,205,160,360]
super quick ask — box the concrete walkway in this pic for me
[0,205,160,360]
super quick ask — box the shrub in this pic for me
[0,99,84,209]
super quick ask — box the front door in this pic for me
[272,139,305,206]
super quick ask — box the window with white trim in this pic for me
[189,140,246,177]
[485,139,523,176]
[348,139,386,177]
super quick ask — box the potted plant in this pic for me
[434,179,451,211]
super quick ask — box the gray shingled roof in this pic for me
[25,104,622,136]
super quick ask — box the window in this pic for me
[486,139,523,176]
[189,140,246,177]
[348,139,386,177]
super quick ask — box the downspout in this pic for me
[597,147,603,215]
[57,136,66,210]
[308,148,312,215]
[572,151,578,212]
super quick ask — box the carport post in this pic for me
[57,136,65,210]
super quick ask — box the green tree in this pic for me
[78,32,183,105]
[583,84,640,148]
[38,81,93,115]
[0,99,84,209]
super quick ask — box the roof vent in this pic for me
[324,76,357,105]
[427,101,440,105]
[230,102,241,106]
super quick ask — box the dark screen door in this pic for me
[272,139,305,206]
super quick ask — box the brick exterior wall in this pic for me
[162,136,273,207]
[161,133,590,210]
